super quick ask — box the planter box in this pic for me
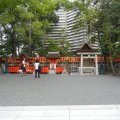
[56,67,63,74]
[41,67,49,74]
[8,66,19,73]
[26,66,34,73]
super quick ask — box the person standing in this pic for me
[34,59,40,78]
[22,58,26,76]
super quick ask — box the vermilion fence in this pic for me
[60,57,80,63]
[5,57,46,63]
[1,56,120,64]
[1,56,120,74]
[6,56,80,63]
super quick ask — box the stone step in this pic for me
[49,69,56,74]
[0,105,120,120]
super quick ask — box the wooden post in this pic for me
[95,54,98,75]
[80,54,83,75]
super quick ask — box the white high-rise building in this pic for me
[66,9,87,52]
[48,6,98,52]
[48,7,67,41]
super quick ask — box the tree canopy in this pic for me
[0,0,119,74]
[95,0,120,73]
[0,0,59,56]
[72,0,120,73]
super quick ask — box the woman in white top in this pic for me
[34,59,40,78]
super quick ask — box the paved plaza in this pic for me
[0,105,120,120]
[0,74,120,119]
[0,74,120,106]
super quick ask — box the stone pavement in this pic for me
[0,74,120,105]
[0,74,120,119]
[0,105,120,120]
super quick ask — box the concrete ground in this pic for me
[0,74,120,106]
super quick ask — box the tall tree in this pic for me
[73,0,120,74]
[95,0,120,74]
[0,0,58,56]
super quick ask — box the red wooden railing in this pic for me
[2,56,120,64]
[60,57,80,63]
[2,56,120,74]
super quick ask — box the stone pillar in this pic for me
[80,54,83,75]
[95,54,98,75]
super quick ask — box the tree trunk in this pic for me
[28,45,32,56]
[110,54,115,75]
[29,17,32,56]
[11,33,17,57]
[17,46,20,56]
[104,55,107,74]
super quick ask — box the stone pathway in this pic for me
[0,74,120,105]
[0,74,120,119]
[0,105,120,120]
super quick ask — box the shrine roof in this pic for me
[77,43,97,53]
[47,52,60,58]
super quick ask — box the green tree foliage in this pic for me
[95,0,120,74]
[46,38,73,56]
[73,0,120,74]
[59,39,73,56]
[53,0,74,10]
[0,0,58,56]
[73,0,98,41]
[46,39,60,52]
